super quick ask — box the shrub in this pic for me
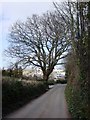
[2,77,47,116]
[65,83,88,119]
[56,79,67,84]
[65,52,88,119]
[47,80,55,85]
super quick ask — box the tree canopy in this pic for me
[6,12,69,81]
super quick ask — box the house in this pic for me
[23,68,65,81]
[52,69,65,81]
[23,68,43,79]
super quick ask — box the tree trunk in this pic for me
[43,73,49,89]
[43,74,49,82]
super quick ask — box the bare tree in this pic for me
[54,2,89,118]
[53,1,88,52]
[6,13,69,81]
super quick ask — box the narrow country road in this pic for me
[6,84,71,118]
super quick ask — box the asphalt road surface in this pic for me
[6,84,71,118]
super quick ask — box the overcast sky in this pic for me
[0,2,54,68]
[0,1,65,69]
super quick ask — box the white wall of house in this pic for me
[23,68,43,78]
[52,69,65,80]
[23,68,65,80]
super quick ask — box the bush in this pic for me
[56,79,67,84]
[2,77,47,117]
[65,52,88,119]
[65,83,88,119]
[47,80,55,85]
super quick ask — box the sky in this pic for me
[0,1,65,70]
[0,2,54,69]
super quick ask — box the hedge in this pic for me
[2,77,47,117]
[56,79,67,84]
[65,83,88,119]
